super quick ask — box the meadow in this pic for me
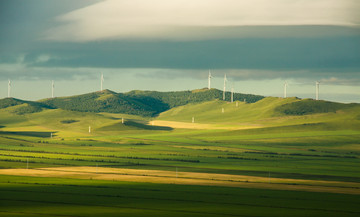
[0,95,360,216]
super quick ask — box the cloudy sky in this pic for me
[1,0,360,102]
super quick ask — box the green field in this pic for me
[1,95,360,216]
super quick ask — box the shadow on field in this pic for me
[98,120,173,131]
[125,121,173,131]
[0,131,55,138]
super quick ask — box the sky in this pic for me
[0,0,360,102]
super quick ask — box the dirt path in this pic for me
[1,167,359,195]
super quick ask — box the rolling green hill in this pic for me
[157,97,295,123]
[0,98,24,109]
[40,90,157,116]
[157,97,360,130]
[1,90,360,217]
[38,88,264,116]
[275,98,358,115]
[1,90,359,134]
[0,98,52,115]
[125,88,264,108]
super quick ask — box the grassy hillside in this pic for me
[275,98,358,115]
[0,105,161,139]
[37,88,264,117]
[1,92,360,216]
[156,97,360,130]
[0,98,52,115]
[157,97,296,123]
[125,88,264,108]
[2,93,359,135]
[2,94,359,136]
[40,90,157,116]
[0,98,24,109]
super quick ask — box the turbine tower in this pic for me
[223,74,227,101]
[7,79,11,98]
[51,80,54,98]
[284,81,288,98]
[100,72,104,91]
[208,70,213,89]
[315,81,320,100]
[231,84,234,103]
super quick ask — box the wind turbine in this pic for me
[223,74,227,101]
[7,79,11,98]
[284,81,288,98]
[100,72,104,91]
[51,80,54,98]
[208,70,213,89]
[315,81,320,100]
[231,84,234,103]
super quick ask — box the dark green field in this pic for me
[1,175,360,217]
[1,91,360,216]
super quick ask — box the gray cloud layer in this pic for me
[44,0,360,41]
[0,0,359,88]
[7,36,360,70]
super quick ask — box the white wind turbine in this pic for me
[223,74,227,101]
[208,70,213,90]
[231,83,234,103]
[51,80,55,98]
[315,81,320,100]
[100,73,104,91]
[7,79,11,98]
[284,81,288,98]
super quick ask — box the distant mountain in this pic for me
[38,88,264,116]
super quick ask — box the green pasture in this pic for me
[1,175,360,217]
[1,120,359,181]
[1,97,360,216]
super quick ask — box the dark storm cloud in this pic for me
[10,36,360,70]
[0,0,359,86]
[0,0,101,54]
[0,63,98,81]
[1,34,359,83]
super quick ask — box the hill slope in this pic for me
[156,97,360,130]
[40,90,157,116]
[1,93,359,136]
[275,98,358,115]
[0,98,52,115]
[125,88,264,108]
[39,88,264,116]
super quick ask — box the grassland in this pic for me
[0,97,360,216]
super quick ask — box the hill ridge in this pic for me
[1,89,358,117]
[34,88,264,116]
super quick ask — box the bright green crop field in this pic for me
[1,98,360,216]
